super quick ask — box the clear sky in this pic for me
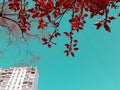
[0,1,120,90]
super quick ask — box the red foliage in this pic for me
[0,0,120,57]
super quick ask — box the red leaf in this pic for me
[66,53,69,56]
[48,44,51,48]
[41,38,47,42]
[118,13,120,17]
[64,50,69,56]
[107,19,111,23]
[55,33,58,37]
[27,8,35,13]
[56,32,61,37]
[64,50,69,53]
[53,8,61,18]
[84,14,88,17]
[94,22,102,29]
[104,24,110,32]
[21,28,26,33]
[90,13,94,18]
[73,44,77,47]
[38,19,47,30]
[64,32,69,36]
[65,44,70,49]
[74,48,79,51]
[109,16,115,20]
[71,52,75,57]
[69,32,73,35]
[43,42,48,45]
[51,42,56,45]
[49,35,54,40]
[74,40,78,43]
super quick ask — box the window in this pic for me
[17,86,19,89]
[29,82,33,85]
[31,72,35,74]
[0,80,3,82]
[8,72,12,74]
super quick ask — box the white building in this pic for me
[0,66,39,90]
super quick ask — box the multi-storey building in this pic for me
[0,66,39,90]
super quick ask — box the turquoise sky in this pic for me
[0,1,120,90]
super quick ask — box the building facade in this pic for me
[0,66,39,90]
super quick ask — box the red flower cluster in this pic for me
[0,0,120,57]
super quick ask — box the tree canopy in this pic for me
[0,0,120,57]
